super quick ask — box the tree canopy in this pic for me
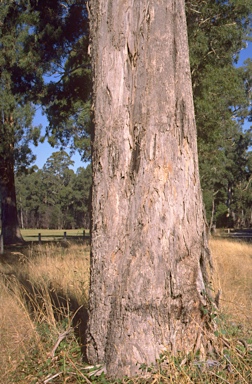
[1,0,252,242]
[186,0,252,229]
[0,0,90,243]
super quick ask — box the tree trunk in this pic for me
[87,0,212,377]
[0,133,24,245]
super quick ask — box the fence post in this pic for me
[0,234,3,255]
[64,231,67,240]
[83,230,86,239]
[38,233,41,243]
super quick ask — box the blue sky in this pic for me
[237,40,252,66]
[236,41,252,132]
[30,110,84,171]
[31,41,252,171]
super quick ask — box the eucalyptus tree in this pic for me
[15,168,46,228]
[224,132,252,227]
[42,151,74,228]
[87,0,212,377]
[15,156,92,229]
[71,164,92,228]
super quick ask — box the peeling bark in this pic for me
[87,0,212,377]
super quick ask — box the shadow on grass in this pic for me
[1,237,90,262]
[0,241,90,362]
[1,270,89,362]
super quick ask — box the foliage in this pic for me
[0,1,41,171]
[0,0,90,243]
[0,0,90,167]
[42,40,92,161]
[36,0,92,160]
[2,0,252,238]
[186,0,252,229]
[15,152,92,229]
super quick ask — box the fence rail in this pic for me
[0,230,89,253]
[37,230,88,243]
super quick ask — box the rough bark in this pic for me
[87,0,212,377]
[0,135,24,245]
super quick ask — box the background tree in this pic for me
[42,36,92,161]
[186,0,252,229]
[0,0,90,244]
[41,151,74,229]
[15,169,42,229]
[1,0,251,244]
[87,0,212,377]
[15,155,91,229]
[71,165,92,228]
[0,2,42,244]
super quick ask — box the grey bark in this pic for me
[87,0,212,377]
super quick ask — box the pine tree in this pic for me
[0,2,42,243]
[186,0,252,229]
[0,1,90,243]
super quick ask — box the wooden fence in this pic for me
[0,230,89,254]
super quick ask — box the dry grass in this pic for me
[0,237,251,383]
[0,277,38,382]
[210,237,252,326]
[0,242,90,383]
[1,242,90,306]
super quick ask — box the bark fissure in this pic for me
[88,0,212,377]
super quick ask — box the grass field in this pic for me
[21,228,90,242]
[0,236,251,383]
[211,238,252,326]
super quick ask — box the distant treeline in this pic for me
[14,144,252,231]
[15,151,92,230]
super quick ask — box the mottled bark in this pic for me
[87,0,212,377]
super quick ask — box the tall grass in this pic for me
[0,238,251,383]
[0,242,90,384]
[211,238,252,326]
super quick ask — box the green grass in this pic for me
[21,228,90,242]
